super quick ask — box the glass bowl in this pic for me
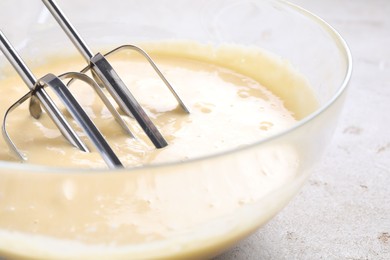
[0,0,351,259]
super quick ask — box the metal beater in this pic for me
[0,0,189,168]
[41,0,189,147]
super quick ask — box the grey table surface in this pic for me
[215,0,390,259]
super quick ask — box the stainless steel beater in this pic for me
[0,31,123,168]
[41,0,190,148]
[0,1,189,168]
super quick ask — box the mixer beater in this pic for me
[0,0,189,168]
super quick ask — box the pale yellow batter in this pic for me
[0,42,316,168]
[0,42,318,259]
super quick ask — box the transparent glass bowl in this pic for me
[0,0,351,259]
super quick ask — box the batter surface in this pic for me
[0,43,315,168]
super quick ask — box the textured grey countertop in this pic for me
[215,0,390,259]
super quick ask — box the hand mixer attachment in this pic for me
[0,0,189,169]
[0,31,123,168]
[42,0,189,147]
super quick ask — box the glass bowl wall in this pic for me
[0,0,351,259]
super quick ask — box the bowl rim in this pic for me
[0,0,352,174]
